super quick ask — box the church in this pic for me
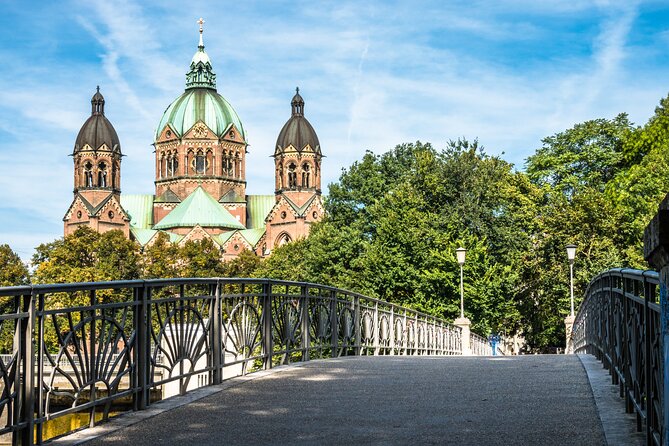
[62,21,324,259]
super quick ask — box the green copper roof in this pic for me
[155,29,244,141]
[283,193,320,217]
[153,186,245,230]
[186,24,216,90]
[246,195,275,229]
[167,232,184,243]
[130,228,184,246]
[130,228,158,246]
[155,89,245,141]
[215,231,236,246]
[121,194,154,228]
[240,228,266,247]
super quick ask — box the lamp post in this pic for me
[453,247,471,355]
[566,244,576,317]
[456,247,466,319]
[564,244,577,354]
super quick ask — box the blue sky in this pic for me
[1,0,669,261]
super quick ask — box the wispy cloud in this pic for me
[1,0,668,261]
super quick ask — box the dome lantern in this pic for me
[74,87,121,154]
[91,86,105,115]
[275,87,320,155]
[185,17,216,91]
[291,87,304,116]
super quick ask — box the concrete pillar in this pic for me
[643,193,669,446]
[453,317,472,356]
[564,315,575,354]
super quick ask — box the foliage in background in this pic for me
[0,244,29,287]
[9,94,669,352]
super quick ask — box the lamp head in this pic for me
[566,244,576,263]
[456,247,466,266]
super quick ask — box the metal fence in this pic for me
[572,268,662,446]
[0,278,473,445]
[470,332,493,356]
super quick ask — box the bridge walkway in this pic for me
[61,356,610,445]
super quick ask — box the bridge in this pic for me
[0,269,661,446]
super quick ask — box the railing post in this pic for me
[262,281,273,370]
[211,281,222,385]
[389,307,395,355]
[373,302,379,356]
[18,291,35,446]
[453,317,472,356]
[643,275,653,443]
[330,290,338,358]
[353,295,361,356]
[403,310,408,356]
[622,277,632,411]
[135,282,149,410]
[300,285,310,362]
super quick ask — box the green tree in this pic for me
[526,114,633,194]
[32,227,141,284]
[141,232,182,278]
[606,96,669,267]
[178,238,225,278]
[221,249,262,277]
[0,244,29,286]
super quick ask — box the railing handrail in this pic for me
[572,267,662,445]
[1,277,465,325]
[0,276,491,445]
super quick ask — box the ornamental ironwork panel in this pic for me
[572,268,662,446]
[0,278,472,445]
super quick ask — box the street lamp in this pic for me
[456,247,466,319]
[566,244,576,317]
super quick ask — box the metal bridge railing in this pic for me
[0,278,483,445]
[470,332,493,356]
[572,268,662,446]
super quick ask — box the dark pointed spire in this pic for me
[91,86,105,115]
[291,87,304,116]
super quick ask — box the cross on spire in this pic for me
[197,17,205,48]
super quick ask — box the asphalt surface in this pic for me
[83,355,605,446]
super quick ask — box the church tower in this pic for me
[265,88,324,249]
[63,88,130,236]
[153,19,248,229]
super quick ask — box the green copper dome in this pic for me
[155,24,245,142]
[156,89,245,141]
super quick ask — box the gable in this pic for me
[155,123,180,143]
[153,186,245,230]
[183,121,217,140]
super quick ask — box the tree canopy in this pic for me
[8,93,669,352]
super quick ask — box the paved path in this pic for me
[74,355,607,446]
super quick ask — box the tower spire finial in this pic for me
[197,17,205,48]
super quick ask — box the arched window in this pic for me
[301,163,310,188]
[278,164,284,188]
[195,151,205,174]
[288,163,297,188]
[112,162,117,188]
[276,232,292,247]
[98,162,107,187]
[84,161,93,187]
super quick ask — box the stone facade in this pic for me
[63,26,323,258]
